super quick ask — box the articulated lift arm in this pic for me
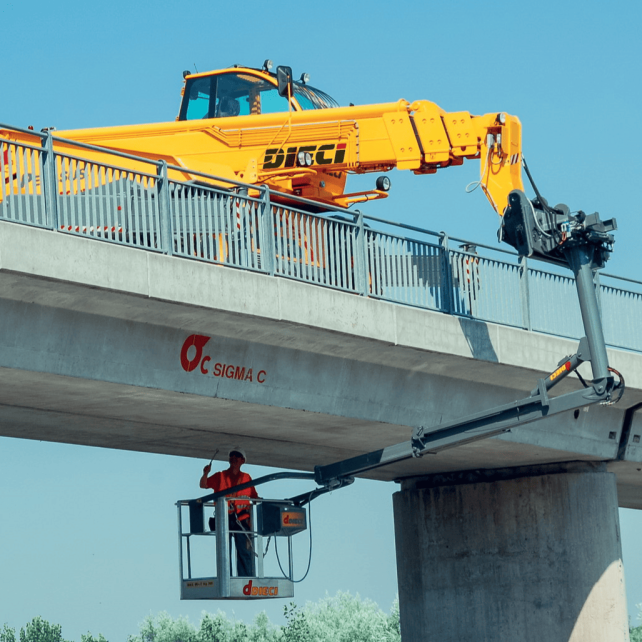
[311,195,620,491]
[313,343,613,487]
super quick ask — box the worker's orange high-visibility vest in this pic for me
[207,470,258,519]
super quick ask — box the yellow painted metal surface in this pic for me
[0,66,523,213]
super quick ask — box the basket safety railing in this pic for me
[177,471,316,600]
[177,496,301,600]
[1,123,641,354]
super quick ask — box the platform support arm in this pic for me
[314,374,613,486]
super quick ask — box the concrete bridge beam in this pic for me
[393,462,630,641]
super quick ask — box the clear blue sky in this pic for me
[1,0,641,639]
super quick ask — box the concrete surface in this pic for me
[0,221,640,506]
[393,463,630,641]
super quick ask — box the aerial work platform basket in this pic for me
[177,473,313,600]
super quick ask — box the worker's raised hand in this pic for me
[203,464,211,474]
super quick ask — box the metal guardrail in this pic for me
[1,123,641,353]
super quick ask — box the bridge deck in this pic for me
[0,222,640,507]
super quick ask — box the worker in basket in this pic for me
[200,448,258,576]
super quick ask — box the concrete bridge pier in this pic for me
[393,462,630,642]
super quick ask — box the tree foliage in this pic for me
[130,612,197,642]
[8,600,642,642]
[282,603,311,642]
[124,593,400,642]
[1,618,70,642]
[0,624,17,642]
[0,619,105,642]
[287,593,400,642]
[80,635,108,642]
[127,610,280,642]
[19,617,66,642]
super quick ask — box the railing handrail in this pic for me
[601,272,642,288]
[2,121,640,289]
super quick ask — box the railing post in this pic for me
[177,504,186,588]
[354,210,369,296]
[254,504,264,579]
[519,255,532,331]
[156,160,173,256]
[216,496,230,597]
[439,232,454,314]
[260,186,275,276]
[41,132,59,231]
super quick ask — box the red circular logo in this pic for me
[180,334,211,372]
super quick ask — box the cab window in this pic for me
[183,77,213,120]
[257,87,291,114]
[293,83,340,110]
[179,72,291,120]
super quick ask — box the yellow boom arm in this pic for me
[1,66,523,213]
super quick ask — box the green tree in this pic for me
[129,611,262,642]
[127,593,401,642]
[387,598,401,639]
[128,613,197,642]
[18,617,67,642]
[80,635,108,642]
[282,603,310,642]
[228,621,249,642]
[299,592,400,642]
[247,612,280,642]
[196,612,232,642]
[1,624,17,642]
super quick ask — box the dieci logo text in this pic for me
[180,334,266,384]
[243,580,278,597]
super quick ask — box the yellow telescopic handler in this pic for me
[1,61,522,213]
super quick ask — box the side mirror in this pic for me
[276,66,293,98]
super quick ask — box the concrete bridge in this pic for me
[1,220,639,497]
[1,125,641,640]
[1,219,641,639]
